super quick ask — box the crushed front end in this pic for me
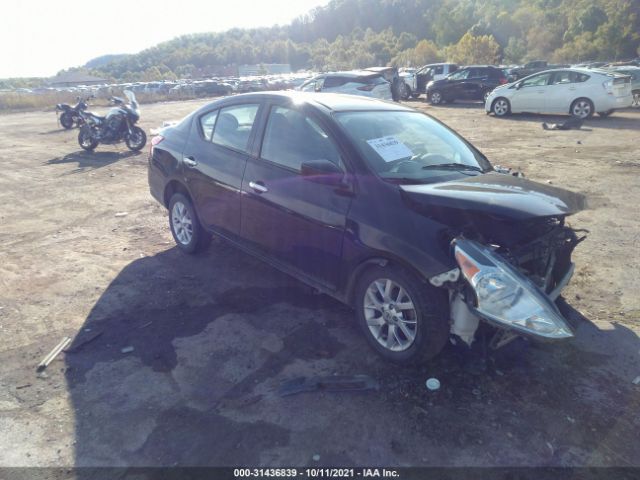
[431,217,586,346]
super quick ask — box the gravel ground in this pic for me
[0,97,638,469]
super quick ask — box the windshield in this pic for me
[335,111,491,183]
[124,90,138,109]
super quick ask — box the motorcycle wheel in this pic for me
[78,126,99,151]
[60,112,74,130]
[126,126,147,152]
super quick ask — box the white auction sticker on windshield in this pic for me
[366,136,414,162]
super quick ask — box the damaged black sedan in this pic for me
[148,92,586,364]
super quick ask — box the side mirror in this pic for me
[301,159,345,186]
[515,82,522,90]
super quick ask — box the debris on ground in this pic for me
[278,375,379,397]
[65,330,103,353]
[36,337,72,372]
[542,118,584,130]
[114,212,129,217]
[425,378,441,391]
[121,346,135,354]
[632,376,640,385]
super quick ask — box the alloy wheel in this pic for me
[171,201,193,245]
[572,99,592,119]
[493,98,509,116]
[363,278,417,352]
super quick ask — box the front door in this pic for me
[510,72,553,113]
[183,102,261,238]
[240,102,353,289]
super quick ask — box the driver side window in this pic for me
[521,72,552,88]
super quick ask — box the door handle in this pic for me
[184,156,198,168]
[249,181,268,193]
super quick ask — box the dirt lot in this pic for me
[0,97,638,469]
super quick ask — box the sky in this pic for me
[0,0,330,78]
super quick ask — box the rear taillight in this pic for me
[357,84,376,91]
[499,77,507,84]
[149,135,164,156]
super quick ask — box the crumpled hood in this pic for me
[400,172,586,225]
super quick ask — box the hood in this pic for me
[400,172,586,240]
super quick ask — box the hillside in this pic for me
[77,0,639,81]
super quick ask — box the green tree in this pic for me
[446,32,501,64]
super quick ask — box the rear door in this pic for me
[182,101,262,238]
[240,101,353,289]
[544,70,580,113]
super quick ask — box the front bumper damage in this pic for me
[431,225,585,347]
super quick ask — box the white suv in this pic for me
[486,68,633,118]
[297,71,392,101]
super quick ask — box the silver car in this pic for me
[297,71,392,101]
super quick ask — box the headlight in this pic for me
[453,238,573,339]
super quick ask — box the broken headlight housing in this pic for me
[453,238,573,339]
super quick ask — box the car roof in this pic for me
[197,91,413,114]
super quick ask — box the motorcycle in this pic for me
[77,90,146,152]
[56,96,90,129]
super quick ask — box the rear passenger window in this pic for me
[324,76,346,88]
[261,106,342,172]
[199,110,218,141]
[212,104,259,153]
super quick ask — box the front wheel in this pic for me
[78,126,98,151]
[60,112,74,129]
[428,91,443,105]
[126,126,147,151]
[168,193,211,254]
[491,97,511,117]
[354,265,449,364]
[570,98,594,119]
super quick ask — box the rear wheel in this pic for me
[126,126,147,151]
[491,97,511,117]
[168,193,211,254]
[428,91,443,105]
[354,265,449,364]
[78,126,98,151]
[60,112,74,129]
[570,98,594,119]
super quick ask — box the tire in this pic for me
[126,126,147,151]
[354,265,450,364]
[60,112,74,129]
[570,98,594,119]
[401,83,411,101]
[632,92,640,107]
[597,110,614,118]
[491,97,511,117]
[168,193,211,254]
[428,91,443,105]
[78,126,98,151]
[411,93,420,99]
